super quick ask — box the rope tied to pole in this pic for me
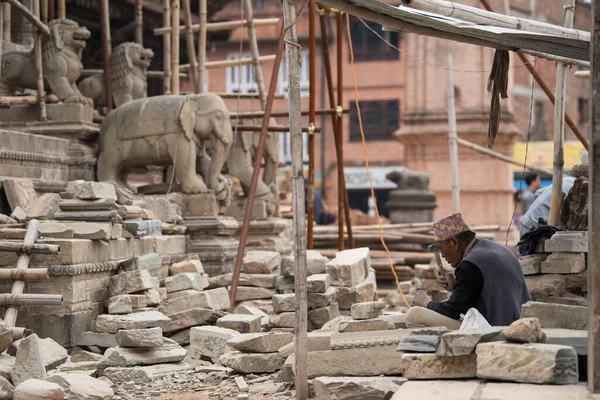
[486,49,509,149]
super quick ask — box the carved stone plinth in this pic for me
[226,198,276,220]
[0,103,93,124]
[385,189,437,224]
[234,218,292,256]
[184,216,239,275]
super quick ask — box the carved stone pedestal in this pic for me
[385,189,437,224]
[184,216,239,276]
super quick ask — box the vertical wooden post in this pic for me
[282,2,308,397]
[48,0,54,21]
[446,55,460,213]
[163,0,171,94]
[57,0,64,19]
[170,0,180,95]
[41,0,48,23]
[336,11,346,251]
[589,0,600,392]
[182,0,198,92]
[33,0,46,121]
[3,3,11,42]
[135,0,143,45]
[307,0,316,249]
[198,0,207,92]
[548,0,575,225]
[243,0,267,108]
[0,5,4,79]
[100,0,112,110]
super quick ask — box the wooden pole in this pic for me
[0,242,59,254]
[41,0,47,23]
[478,0,589,151]
[229,25,286,312]
[3,3,10,42]
[0,268,47,281]
[283,1,308,395]
[307,0,316,249]
[48,0,54,20]
[0,294,62,306]
[0,5,3,81]
[163,0,172,94]
[57,0,64,19]
[135,0,143,45]
[198,0,207,92]
[548,0,575,226]
[100,0,112,110]
[446,55,460,213]
[318,7,354,250]
[244,0,267,108]
[2,0,49,36]
[181,0,198,92]
[170,0,180,94]
[154,18,280,35]
[180,55,275,70]
[590,0,600,391]
[232,108,349,119]
[33,0,46,121]
[4,220,39,327]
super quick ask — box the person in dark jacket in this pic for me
[406,213,531,329]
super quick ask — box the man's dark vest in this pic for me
[463,239,531,326]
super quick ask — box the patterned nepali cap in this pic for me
[432,213,471,242]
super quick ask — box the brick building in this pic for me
[184,0,591,226]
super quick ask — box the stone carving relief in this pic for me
[78,42,154,108]
[1,19,91,105]
[97,93,233,201]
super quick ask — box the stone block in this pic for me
[476,342,579,384]
[326,249,368,287]
[306,274,330,294]
[269,312,296,329]
[11,334,47,387]
[351,301,386,320]
[415,264,437,279]
[143,288,162,307]
[227,332,294,353]
[217,314,261,334]
[203,288,232,311]
[272,294,295,313]
[129,295,148,309]
[162,308,222,334]
[209,272,277,289]
[34,239,110,265]
[436,328,503,357]
[47,373,113,399]
[541,252,586,274]
[335,247,371,276]
[95,311,171,334]
[0,321,13,354]
[170,257,204,275]
[219,351,285,374]
[502,318,545,343]
[66,181,116,201]
[10,336,67,372]
[334,274,376,310]
[402,353,477,379]
[117,205,144,219]
[37,223,75,239]
[278,332,333,358]
[142,196,178,223]
[122,220,162,237]
[308,287,337,310]
[108,295,133,315]
[281,250,328,277]
[520,301,587,329]
[101,367,152,384]
[180,193,218,217]
[109,270,155,297]
[65,222,111,240]
[14,379,64,400]
[242,250,281,274]
[233,286,276,301]
[116,327,164,348]
[100,339,186,367]
[159,289,220,315]
[339,318,394,333]
[76,332,118,348]
[189,326,240,363]
[544,329,587,356]
[153,236,187,255]
[308,303,340,329]
[519,254,547,275]
[544,231,588,253]
[314,376,405,400]
[164,272,207,293]
[119,253,163,272]
[27,193,60,219]
[4,179,37,212]
[70,349,103,363]
[168,329,191,346]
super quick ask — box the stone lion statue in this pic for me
[78,42,154,108]
[0,19,92,105]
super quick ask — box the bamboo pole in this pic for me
[0,294,62,306]
[318,7,354,249]
[210,92,285,99]
[232,108,349,119]
[0,268,47,281]
[3,3,10,42]
[198,0,207,92]
[170,0,180,94]
[446,55,459,213]
[163,0,171,94]
[456,137,553,175]
[282,2,308,397]
[4,220,39,327]
[81,69,188,80]
[548,0,575,226]
[1,5,4,87]
[229,26,286,312]
[181,0,198,92]
[48,0,53,20]
[100,0,112,110]
[135,0,143,45]
[180,55,276,70]
[0,242,59,254]
[477,0,589,151]
[153,18,280,35]
[232,124,321,133]
[307,0,316,249]
[57,0,64,18]
[336,11,349,250]
[2,0,49,36]
[519,49,589,69]
[33,0,47,121]
[41,0,47,23]
[575,70,590,79]
[244,0,267,109]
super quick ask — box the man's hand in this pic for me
[437,270,456,291]
[412,290,432,307]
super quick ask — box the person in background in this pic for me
[304,178,336,225]
[519,177,575,237]
[520,172,542,214]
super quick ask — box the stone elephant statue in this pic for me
[1,19,91,105]
[97,93,233,195]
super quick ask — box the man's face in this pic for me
[531,176,541,191]
[435,237,462,268]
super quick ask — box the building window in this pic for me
[225,52,258,94]
[349,100,400,142]
[578,97,589,124]
[278,51,309,97]
[349,16,400,62]
[279,131,309,165]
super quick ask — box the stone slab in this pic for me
[326,249,368,287]
[307,274,330,294]
[66,181,116,201]
[95,311,171,334]
[47,372,114,399]
[543,329,588,356]
[120,253,163,272]
[13,378,64,400]
[520,301,587,330]
[11,334,47,387]
[4,179,37,213]
[165,272,207,293]
[122,220,162,237]
[242,250,281,274]
[233,286,276,301]
[402,353,476,379]
[76,332,118,348]
[281,250,329,277]
[116,327,164,348]
[217,314,261,334]
[436,328,503,356]
[544,231,588,253]
[170,257,204,275]
[188,326,240,363]
[100,339,187,367]
[272,294,295,313]
[219,351,285,374]
[162,308,223,334]
[308,303,341,329]
[351,301,386,320]
[334,275,376,310]
[339,318,394,333]
[227,332,294,354]
[390,381,482,400]
[541,252,586,274]
[519,254,547,275]
[314,376,405,400]
[108,295,133,315]
[208,272,277,289]
[109,270,155,297]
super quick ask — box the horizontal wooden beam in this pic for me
[153,17,280,35]
[180,55,276,71]
[0,242,60,255]
[231,108,350,119]
[0,293,62,306]
[80,69,189,80]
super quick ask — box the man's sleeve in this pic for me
[426,261,483,320]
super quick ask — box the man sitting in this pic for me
[406,213,531,329]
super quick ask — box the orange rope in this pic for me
[345,13,411,309]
